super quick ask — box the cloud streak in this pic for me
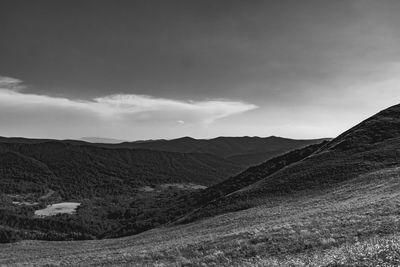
[0,76,257,138]
[0,76,26,91]
[96,94,257,123]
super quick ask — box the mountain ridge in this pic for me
[106,136,329,166]
[177,103,400,222]
[0,135,329,167]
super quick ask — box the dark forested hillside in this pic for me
[0,141,243,198]
[0,138,246,242]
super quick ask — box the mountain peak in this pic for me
[323,103,400,151]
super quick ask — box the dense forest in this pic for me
[0,141,244,198]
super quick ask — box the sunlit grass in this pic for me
[2,167,400,266]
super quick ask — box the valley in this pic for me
[1,103,400,265]
[0,136,324,243]
[2,1,398,265]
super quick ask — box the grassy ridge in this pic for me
[182,104,400,221]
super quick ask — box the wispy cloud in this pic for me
[95,94,257,123]
[0,76,26,91]
[0,76,257,138]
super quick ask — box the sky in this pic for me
[1,0,400,140]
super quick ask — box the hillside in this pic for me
[2,160,400,265]
[2,104,400,265]
[97,141,328,237]
[163,141,328,225]
[178,104,400,222]
[104,136,329,166]
[1,104,397,265]
[0,140,244,241]
[0,135,327,242]
[0,141,243,198]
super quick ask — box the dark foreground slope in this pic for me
[2,104,400,265]
[105,136,328,166]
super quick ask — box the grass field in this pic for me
[1,166,400,266]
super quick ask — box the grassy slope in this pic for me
[180,104,400,221]
[172,141,328,224]
[1,166,400,266]
[181,138,400,223]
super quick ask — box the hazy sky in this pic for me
[1,0,400,140]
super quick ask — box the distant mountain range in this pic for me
[80,137,127,143]
[102,136,330,166]
[0,135,329,167]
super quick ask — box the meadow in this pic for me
[1,166,400,266]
